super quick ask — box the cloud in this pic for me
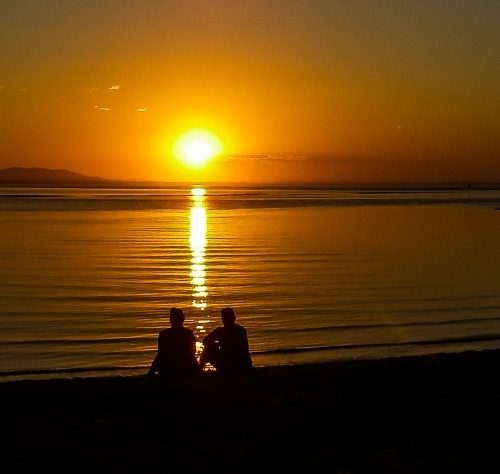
[0,86,3,90]
[219,154,307,163]
[219,154,272,161]
[95,105,111,111]
[108,85,120,90]
[137,107,148,112]
[19,88,28,92]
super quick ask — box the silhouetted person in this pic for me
[148,307,200,377]
[200,307,252,374]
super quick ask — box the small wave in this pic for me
[2,192,500,212]
[264,314,500,335]
[0,365,148,377]
[0,336,154,347]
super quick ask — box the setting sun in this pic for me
[172,129,223,169]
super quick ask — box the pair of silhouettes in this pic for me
[148,307,252,377]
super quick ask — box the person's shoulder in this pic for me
[182,326,195,335]
[235,324,247,333]
[180,326,195,338]
[158,328,172,343]
[202,325,221,342]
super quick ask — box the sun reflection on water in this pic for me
[189,187,211,358]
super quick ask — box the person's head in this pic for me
[169,307,185,327]
[221,307,236,326]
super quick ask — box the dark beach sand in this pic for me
[2,350,500,473]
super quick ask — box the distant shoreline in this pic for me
[2,181,500,191]
[2,167,500,189]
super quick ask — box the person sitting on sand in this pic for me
[200,307,252,374]
[148,307,200,377]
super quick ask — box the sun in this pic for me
[172,129,223,169]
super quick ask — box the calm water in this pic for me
[1,186,500,380]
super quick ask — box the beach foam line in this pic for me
[3,333,500,378]
[252,332,500,355]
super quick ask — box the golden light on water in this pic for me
[189,187,215,368]
[191,187,206,197]
[173,129,223,169]
[190,187,208,313]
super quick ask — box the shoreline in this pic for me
[3,338,499,383]
[2,349,500,471]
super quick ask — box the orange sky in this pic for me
[1,1,499,183]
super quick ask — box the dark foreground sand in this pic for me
[1,350,500,473]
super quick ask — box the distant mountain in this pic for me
[0,167,109,183]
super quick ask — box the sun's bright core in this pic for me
[172,129,223,169]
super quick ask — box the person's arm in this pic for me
[148,333,162,376]
[243,328,250,350]
[191,333,196,355]
[202,327,220,345]
[241,327,252,368]
[148,353,159,376]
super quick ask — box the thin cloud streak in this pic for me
[218,154,308,162]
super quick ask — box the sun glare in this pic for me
[172,129,223,169]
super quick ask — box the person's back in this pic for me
[211,323,251,372]
[157,325,198,375]
[201,307,252,374]
[149,307,199,377]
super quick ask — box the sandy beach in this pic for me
[1,350,499,472]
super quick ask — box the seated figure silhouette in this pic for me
[200,307,252,374]
[148,307,200,377]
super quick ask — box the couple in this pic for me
[148,307,252,377]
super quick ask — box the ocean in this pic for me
[1,186,500,380]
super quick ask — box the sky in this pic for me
[1,0,499,183]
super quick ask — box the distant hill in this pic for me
[0,167,109,185]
